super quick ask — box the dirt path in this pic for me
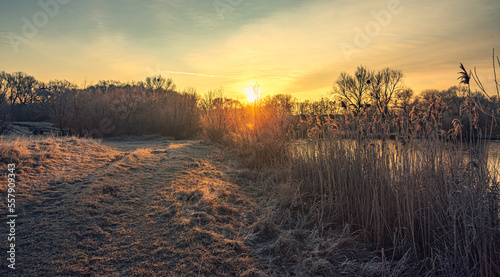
[1,138,267,276]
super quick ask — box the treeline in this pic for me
[0,72,199,139]
[329,65,500,139]
[1,64,499,139]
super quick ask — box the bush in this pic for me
[201,93,293,167]
[45,79,200,139]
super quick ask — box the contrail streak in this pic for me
[162,70,243,80]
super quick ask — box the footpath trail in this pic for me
[1,138,267,276]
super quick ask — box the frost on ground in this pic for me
[0,135,395,276]
[2,122,61,136]
[0,136,268,276]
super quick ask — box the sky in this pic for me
[0,0,499,101]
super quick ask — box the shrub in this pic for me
[201,93,293,167]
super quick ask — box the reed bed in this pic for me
[281,100,500,276]
[199,88,500,275]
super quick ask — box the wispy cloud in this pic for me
[161,70,243,80]
[0,0,498,97]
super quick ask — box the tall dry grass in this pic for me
[198,84,500,275]
[283,97,500,276]
[201,94,293,167]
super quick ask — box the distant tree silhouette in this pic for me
[145,75,176,94]
[46,80,79,134]
[394,88,414,113]
[89,80,126,93]
[7,72,38,106]
[294,97,337,115]
[332,66,407,116]
[0,72,10,131]
[263,94,296,114]
[0,72,9,105]
[332,65,373,114]
[369,68,404,115]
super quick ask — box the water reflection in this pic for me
[291,139,500,180]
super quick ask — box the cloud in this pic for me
[286,67,336,93]
[161,70,243,80]
[186,0,500,96]
[0,0,499,97]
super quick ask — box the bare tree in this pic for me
[0,72,11,131]
[332,65,373,114]
[0,71,10,105]
[145,75,176,94]
[46,80,78,135]
[295,100,311,115]
[200,89,220,113]
[370,68,404,115]
[144,75,177,109]
[394,88,414,113]
[7,72,38,106]
[263,94,296,114]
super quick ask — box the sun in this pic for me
[245,87,258,103]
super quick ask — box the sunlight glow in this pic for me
[245,87,257,103]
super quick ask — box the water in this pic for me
[291,139,500,180]
[487,141,500,178]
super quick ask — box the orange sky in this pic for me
[0,0,499,101]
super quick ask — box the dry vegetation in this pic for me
[0,136,278,276]
[1,57,500,276]
[284,116,499,276]
[197,61,500,276]
[199,98,500,275]
[0,74,200,138]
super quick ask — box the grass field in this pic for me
[1,134,458,276]
[0,135,271,276]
